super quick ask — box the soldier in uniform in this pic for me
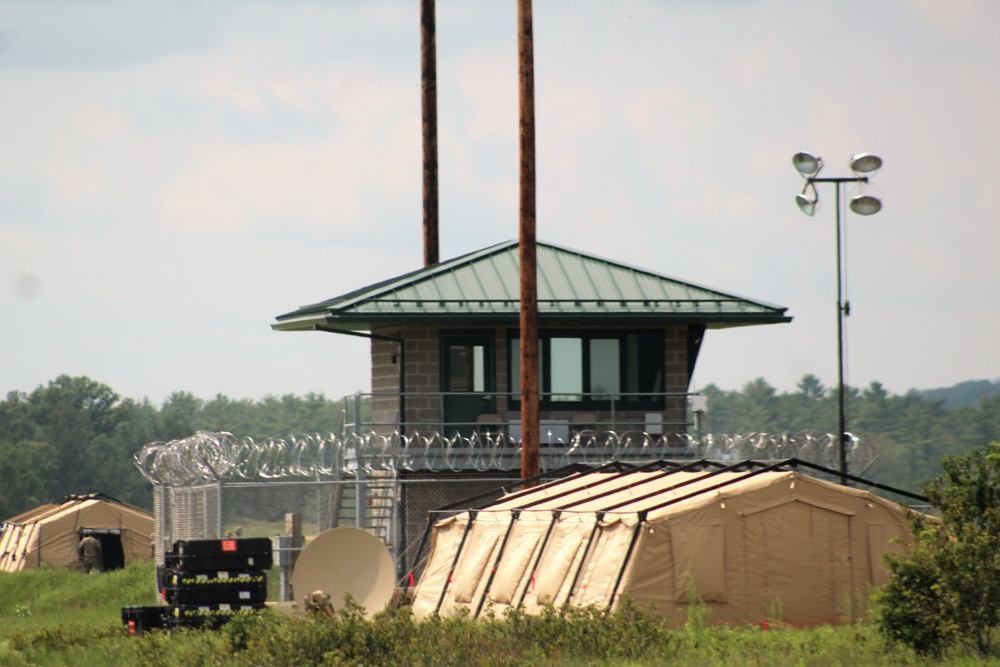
[77,531,103,573]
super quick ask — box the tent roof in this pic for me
[273,240,792,332]
[3,493,151,527]
[449,460,926,523]
[4,502,65,525]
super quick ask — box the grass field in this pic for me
[1,561,997,666]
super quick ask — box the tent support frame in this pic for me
[516,509,561,609]
[434,509,477,615]
[563,511,604,610]
[474,509,521,618]
[408,509,439,589]
[595,459,757,513]
[607,511,648,611]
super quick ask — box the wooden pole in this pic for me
[421,0,439,267]
[518,0,539,482]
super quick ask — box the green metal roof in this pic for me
[272,240,791,332]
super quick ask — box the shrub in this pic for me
[875,441,1000,657]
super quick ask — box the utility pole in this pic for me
[421,0,439,267]
[518,0,539,482]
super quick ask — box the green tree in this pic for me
[0,440,59,519]
[0,378,364,518]
[201,393,255,434]
[876,441,1000,657]
[0,376,151,516]
[159,391,204,440]
[740,378,780,431]
[4,377,122,490]
[91,397,162,508]
[698,375,1000,494]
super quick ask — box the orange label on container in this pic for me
[222,539,237,552]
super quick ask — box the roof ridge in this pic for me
[330,240,518,313]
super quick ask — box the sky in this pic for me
[1,0,998,408]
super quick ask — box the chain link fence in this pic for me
[136,429,873,599]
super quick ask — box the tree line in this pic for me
[1,374,998,520]
[0,376,351,520]
[699,375,1000,494]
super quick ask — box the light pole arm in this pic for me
[808,176,869,184]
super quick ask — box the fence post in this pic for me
[279,513,304,602]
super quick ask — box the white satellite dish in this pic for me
[291,527,395,618]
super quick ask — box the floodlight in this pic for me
[850,195,882,215]
[796,194,817,216]
[792,151,823,176]
[848,153,882,175]
[795,181,818,216]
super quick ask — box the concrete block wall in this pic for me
[368,323,695,435]
[400,326,440,429]
[664,325,690,428]
[370,329,401,433]
[370,326,444,433]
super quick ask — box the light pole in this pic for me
[792,151,882,483]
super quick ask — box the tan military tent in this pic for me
[411,462,923,625]
[0,494,153,573]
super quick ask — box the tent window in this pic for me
[670,524,726,603]
[535,533,584,605]
[491,533,540,604]
[453,533,499,604]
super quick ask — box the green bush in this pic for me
[874,526,952,657]
[875,442,1000,657]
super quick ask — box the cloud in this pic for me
[0,1,229,70]
[1,0,997,405]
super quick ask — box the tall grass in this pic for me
[1,565,998,666]
[0,560,157,638]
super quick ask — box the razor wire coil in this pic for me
[135,429,874,486]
